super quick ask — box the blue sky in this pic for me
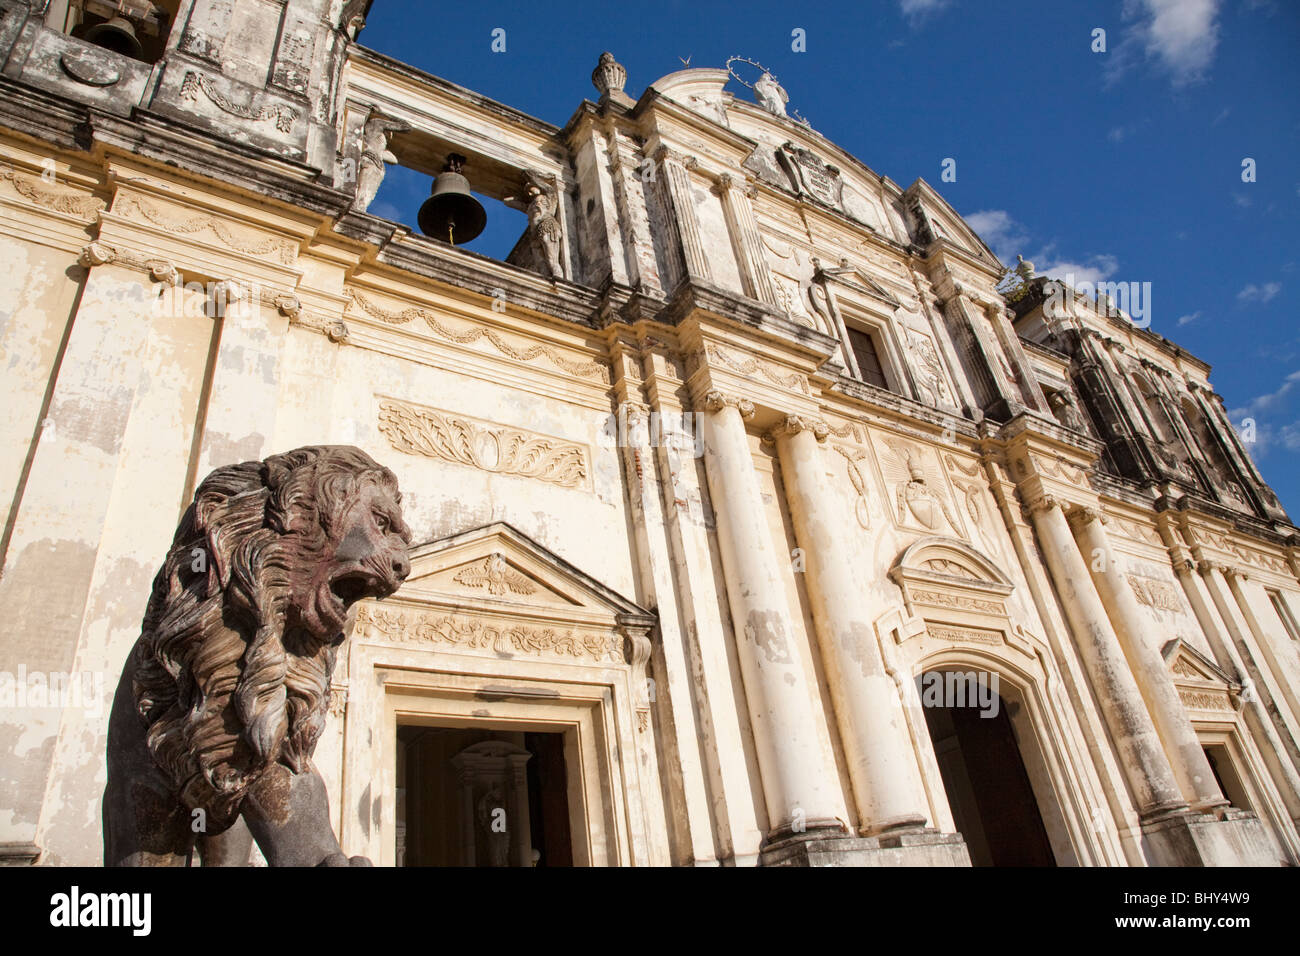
[360,0,1300,517]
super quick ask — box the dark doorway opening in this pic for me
[922,675,1056,866]
[397,725,573,866]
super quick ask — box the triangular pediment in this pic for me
[352,524,655,670]
[1162,639,1239,688]
[386,522,654,633]
[816,261,901,309]
[1162,639,1242,716]
[904,179,1003,269]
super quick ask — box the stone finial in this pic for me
[592,52,627,98]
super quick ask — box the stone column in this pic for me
[714,174,776,306]
[937,289,1007,412]
[456,765,476,866]
[698,392,845,837]
[1027,497,1187,818]
[509,753,533,867]
[1171,558,1300,819]
[1223,568,1300,729]
[1070,510,1226,811]
[771,416,931,834]
[194,280,287,483]
[656,149,712,283]
[0,245,170,852]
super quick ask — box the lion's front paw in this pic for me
[348,855,373,867]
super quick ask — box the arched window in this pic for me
[1181,398,1236,484]
[1133,373,1177,445]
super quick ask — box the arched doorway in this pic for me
[920,668,1056,866]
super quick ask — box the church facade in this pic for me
[2,0,1299,867]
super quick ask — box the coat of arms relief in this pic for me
[876,439,962,534]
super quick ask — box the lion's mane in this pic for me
[131,446,402,827]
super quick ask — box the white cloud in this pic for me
[1132,0,1222,84]
[962,209,1119,287]
[899,0,953,24]
[1284,423,1300,452]
[1111,0,1221,86]
[1230,369,1300,417]
[1176,311,1202,327]
[1237,281,1282,303]
[1107,126,1127,142]
[964,209,1028,265]
[1230,414,1300,463]
[1037,253,1120,287]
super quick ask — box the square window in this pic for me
[847,326,890,390]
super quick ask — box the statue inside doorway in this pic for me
[103,446,412,866]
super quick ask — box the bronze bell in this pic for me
[84,16,144,60]
[418,154,486,245]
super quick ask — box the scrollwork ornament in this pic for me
[770,415,829,442]
[1027,494,1060,515]
[701,390,756,419]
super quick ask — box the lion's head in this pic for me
[131,446,411,827]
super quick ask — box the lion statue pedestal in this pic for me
[103,446,412,867]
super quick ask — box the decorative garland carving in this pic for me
[113,195,296,263]
[354,604,622,663]
[1188,527,1289,573]
[0,164,104,218]
[179,71,299,133]
[1108,515,1162,546]
[1034,454,1087,483]
[377,398,589,490]
[835,446,872,530]
[348,290,609,383]
[943,453,982,478]
[703,343,810,395]
[826,419,868,444]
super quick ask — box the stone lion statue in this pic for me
[103,446,412,866]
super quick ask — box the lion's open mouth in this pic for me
[329,569,383,606]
